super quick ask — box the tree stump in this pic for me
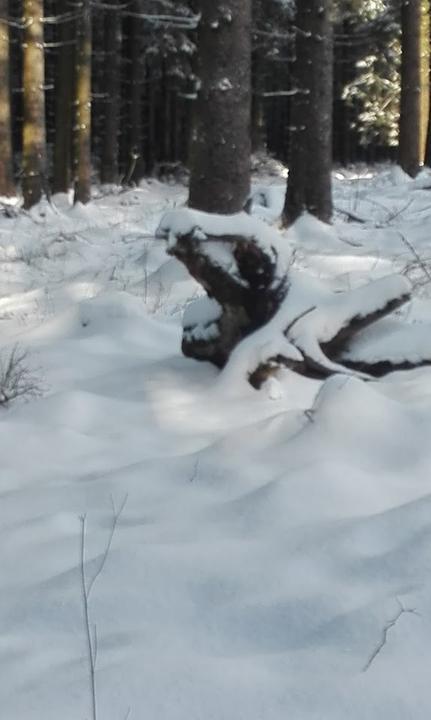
[157,208,431,388]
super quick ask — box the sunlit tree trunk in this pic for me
[419,0,429,161]
[422,0,431,166]
[0,1,14,196]
[22,0,47,208]
[74,0,92,204]
[283,0,333,226]
[189,0,252,214]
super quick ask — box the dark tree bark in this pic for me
[188,0,252,214]
[165,229,288,368]
[22,0,47,208]
[126,2,145,183]
[419,0,429,161]
[399,0,422,177]
[73,0,92,204]
[0,1,14,196]
[422,0,431,166]
[53,0,74,194]
[147,72,157,175]
[283,0,333,226]
[100,0,122,184]
[251,53,266,153]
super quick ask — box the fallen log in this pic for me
[157,208,431,388]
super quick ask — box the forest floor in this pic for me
[2,164,431,719]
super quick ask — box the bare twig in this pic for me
[79,495,128,720]
[0,345,42,407]
[334,204,367,224]
[87,493,128,597]
[385,198,414,225]
[397,231,431,286]
[189,457,200,482]
[362,598,420,672]
[80,514,97,720]
[285,306,316,335]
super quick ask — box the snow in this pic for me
[2,170,431,719]
[183,297,222,342]
[342,317,431,365]
[288,273,411,346]
[157,206,292,268]
[218,270,412,389]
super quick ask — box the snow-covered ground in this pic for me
[2,167,431,719]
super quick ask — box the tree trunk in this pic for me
[147,70,157,174]
[399,0,422,177]
[22,0,47,208]
[0,0,14,196]
[100,0,122,184]
[53,0,74,194]
[283,0,333,226]
[126,2,145,183]
[423,0,431,166]
[419,0,429,161]
[188,0,252,214]
[73,0,92,204]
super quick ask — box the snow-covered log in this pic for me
[157,209,289,367]
[340,318,431,376]
[286,275,412,379]
[156,208,431,387]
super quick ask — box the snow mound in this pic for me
[249,184,285,221]
[287,212,348,252]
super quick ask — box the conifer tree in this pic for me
[74,0,92,204]
[283,0,334,225]
[189,0,252,214]
[399,0,422,176]
[0,1,14,196]
[22,0,47,208]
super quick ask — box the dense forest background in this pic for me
[0,0,430,210]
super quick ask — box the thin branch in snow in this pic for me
[333,204,367,224]
[80,514,98,720]
[385,199,414,225]
[87,493,128,597]
[189,457,200,482]
[285,306,316,335]
[362,598,420,672]
[397,231,431,286]
[79,495,128,720]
